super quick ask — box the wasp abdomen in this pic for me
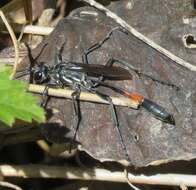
[142,98,175,125]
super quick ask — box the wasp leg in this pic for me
[40,83,59,107]
[81,25,179,90]
[82,27,128,65]
[91,89,130,161]
[55,42,66,64]
[70,88,82,152]
[40,86,49,107]
[108,58,180,91]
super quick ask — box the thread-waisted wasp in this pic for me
[16,27,178,161]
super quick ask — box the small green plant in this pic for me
[0,65,45,126]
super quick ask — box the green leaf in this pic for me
[0,66,45,126]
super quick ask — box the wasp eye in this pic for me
[33,65,49,83]
[34,71,44,83]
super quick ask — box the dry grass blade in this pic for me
[0,9,19,79]
[0,181,23,190]
[124,168,141,190]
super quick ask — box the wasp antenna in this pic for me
[34,43,48,64]
[25,42,35,65]
[16,68,30,73]
[14,70,30,79]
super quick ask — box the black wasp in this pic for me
[16,27,177,161]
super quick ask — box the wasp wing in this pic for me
[61,62,132,80]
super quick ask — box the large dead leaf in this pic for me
[19,0,196,167]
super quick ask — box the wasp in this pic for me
[16,27,177,160]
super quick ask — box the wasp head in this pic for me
[33,65,50,84]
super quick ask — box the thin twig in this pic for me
[124,168,141,190]
[81,0,196,72]
[0,181,22,190]
[0,9,19,79]
[0,23,54,35]
[28,84,139,109]
[19,25,53,35]
[1,164,196,187]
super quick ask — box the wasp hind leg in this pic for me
[81,25,179,91]
[107,58,180,91]
[91,89,130,162]
[69,88,82,152]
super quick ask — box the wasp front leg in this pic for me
[40,82,62,108]
[82,27,128,65]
